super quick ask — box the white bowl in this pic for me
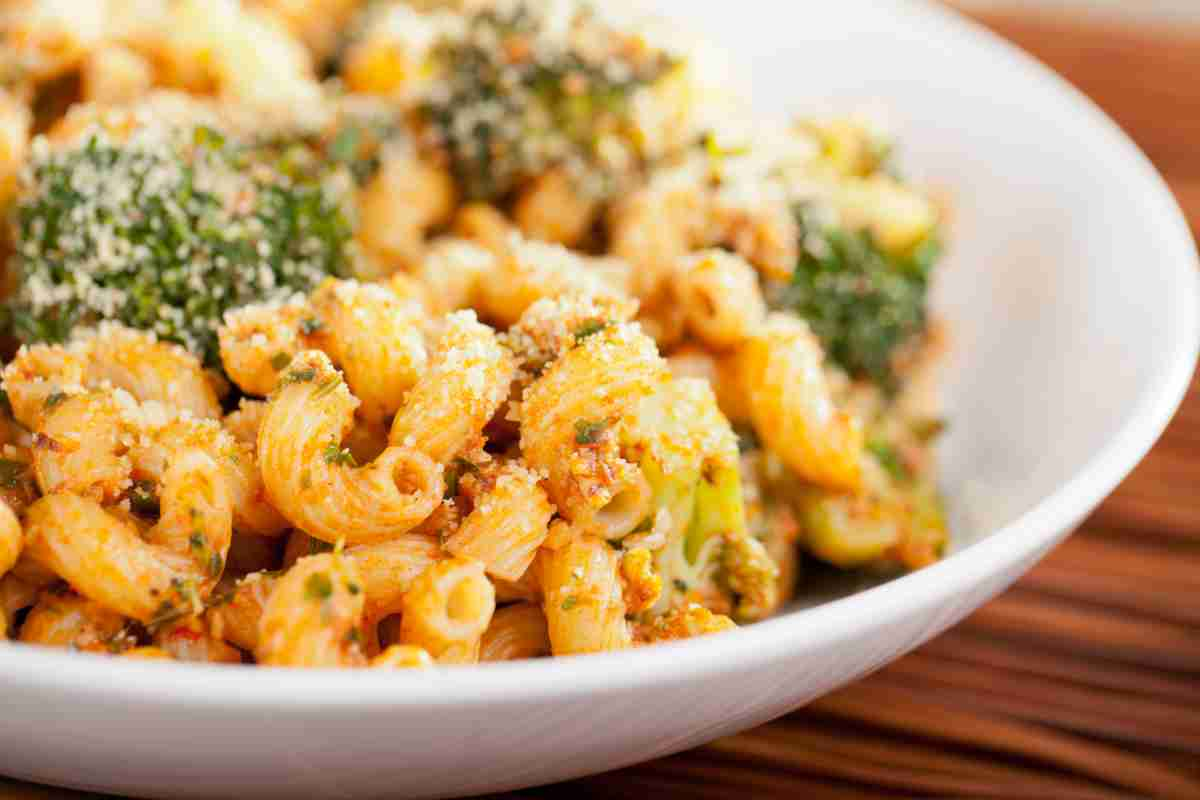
[1,2,1197,798]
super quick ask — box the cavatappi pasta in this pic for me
[0,0,948,668]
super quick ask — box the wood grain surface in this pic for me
[2,7,1198,800]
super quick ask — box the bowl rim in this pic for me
[1,0,1197,711]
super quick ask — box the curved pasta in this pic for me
[218,299,312,398]
[0,500,21,581]
[512,168,598,248]
[675,249,767,351]
[370,645,435,670]
[307,279,428,424]
[735,314,865,492]
[19,590,130,653]
[24,449,232,622]
[1,344,88,431]
[144,450,235,580]
[443,461,554,582]
[540,535,631,655]
[399,557,496,665]
[356,149,457,270]
[408,238,495,315]
[349,533,445,624]
[32,391,132,503]
[608,160,797,300]
[81,44,154,106]
[208,570,278,652]
[132,412,289,537]
[259,350,443,544]
[505,293,640,379]
[388,311,514,465]
[77,324,221,420]
[473,234,630,329]
[122,646,174,660]
[479,603,551,662]
[153,617,242,664]
[223,399,269,448]
[518,322,669,527]
[0,88,31,207]
[256,552,367,668]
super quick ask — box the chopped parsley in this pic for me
[300,317,324,335]
[867,440,910,482]
[270,352,294,372]
[911,417,948,443]
[0,459,29,489]
[128,479,159,515]
[560,595,578,611]
[443,457,481,498]
[574,419,607,445]
[673,579,689,593]
[308,537,334,555]
[311,376,343,401]
[282,367,317,386]
[322,442,357,467]
[43,391,68,410]
[573,319,610,345]
[305,572,334,602]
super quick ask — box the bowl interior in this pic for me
[655,0,1197,571]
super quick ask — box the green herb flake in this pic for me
[344,626,362,646]
[193,125,227,151]
[305,572,334,602]
[560,595,578,611]
[283,367,317,386]
[311,376,342,401]
[308,537,334,555]
[572,319,609,345]
[322,442,357,467]
[867,440,910,482]
[911,417,948,443]
[208,552,224,578]
[329,126,361,164]
[443,457,480,498]
[574,419,607,445]
[300,317,324,335]
[346,582,361,596]
[270,352,293,371]
[43,391,68,411]
[673,579,689,593]
[0,459,28,489]
[188,532,205,552]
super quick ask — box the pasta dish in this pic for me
[0,0,947,668]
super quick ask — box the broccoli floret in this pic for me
[420,2,676,202]
[5,124,352,364]
[776,204,940,392]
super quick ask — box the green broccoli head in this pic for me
[777,204,940,392]
[5,123,353,364]
[420,1,677,202]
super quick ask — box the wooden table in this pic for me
[3,8,1198,800]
